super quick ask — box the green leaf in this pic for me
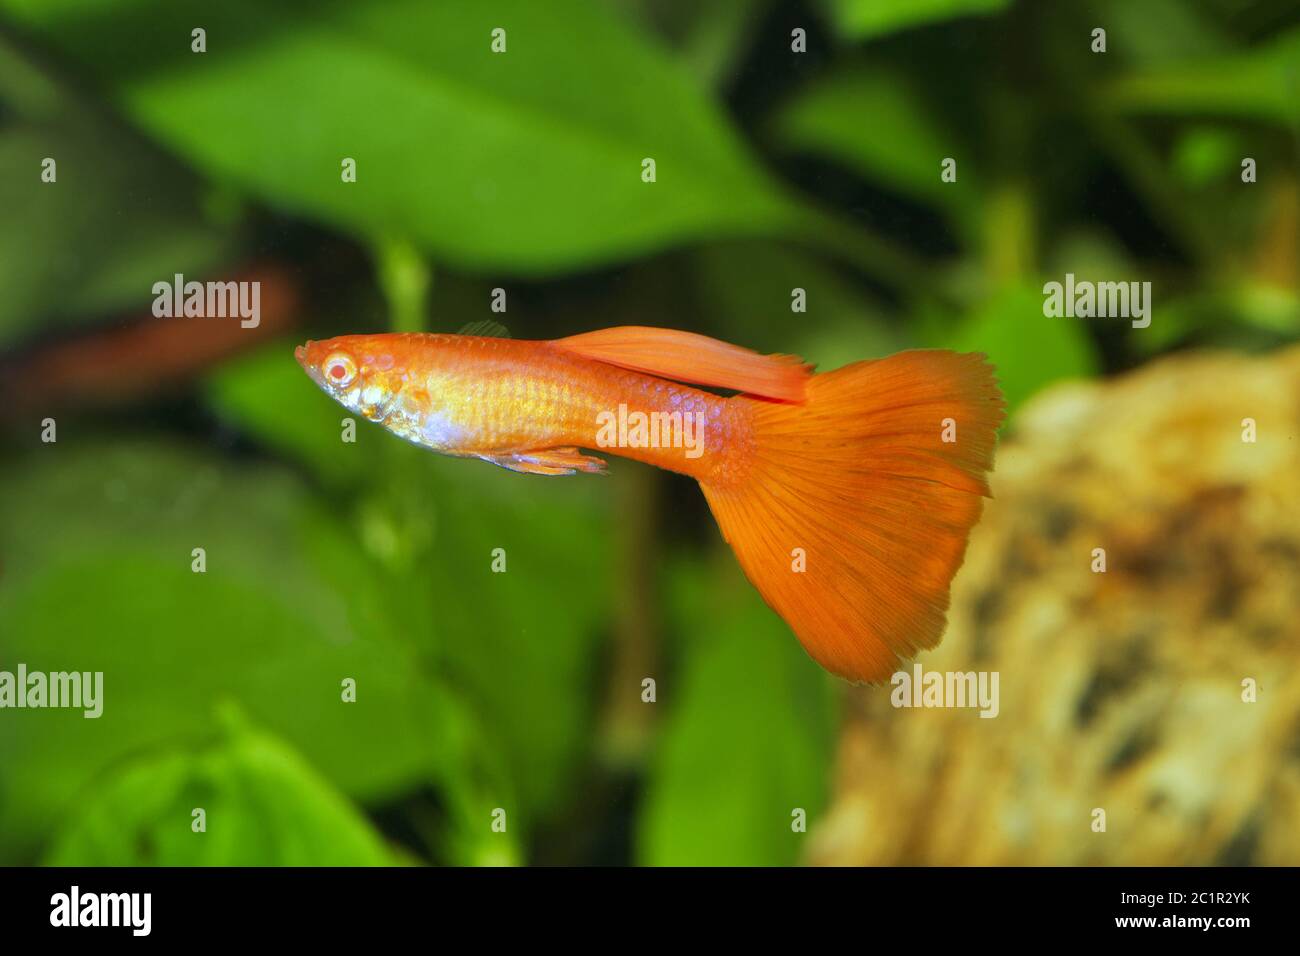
[825,0,1010,41]
[940,283,1099,414]
[638,555,836,866]
[622,0,769,89]
[206,342,617,829]
[44,713,398,866]
[0,440,464,860]
[1104,28,1300,125]
[691,240,905,360]
[3,0,800,274]
[1136,284,1300,354]
[387,443,617,828]
[771,66,977,226]
[0,36,232,347]
[1088,0,1230,67]
[1171,127,1242,189]
[206,341,370,487]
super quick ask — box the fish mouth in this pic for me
[294,342,326,387]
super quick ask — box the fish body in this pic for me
[297,326,1004,683]
[297,333,748,480]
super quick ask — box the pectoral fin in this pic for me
[480,447,607,476]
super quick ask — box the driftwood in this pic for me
[809,346,1300,866]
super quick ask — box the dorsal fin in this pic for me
[552,326,811,402]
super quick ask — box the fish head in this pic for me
[295,335,406,423]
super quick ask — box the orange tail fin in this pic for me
[700,351,1005,684]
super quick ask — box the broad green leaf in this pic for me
[0,37,232,347]
[2,0,800,274]
[690,240,904,361]
[1089,0,1229,66]
[638,555,836,866]
[825,0,1010,41]
[621,0,769,88]
[205,341,616,827]
[1171,127,1243,189]
[771,66,977,226]
[207,341,370,486]
[0,440,464,860]
[378,439,617,828]
[1137,284,1300,354]
[44,713,398,866]
[1104,28,1300,125]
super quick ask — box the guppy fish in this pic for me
[296,326,1004,683]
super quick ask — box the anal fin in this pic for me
[480,447,607,477]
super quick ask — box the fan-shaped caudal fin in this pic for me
[552,326,812,402]
[699,350,1005,684]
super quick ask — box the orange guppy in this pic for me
[296,326,1005,683]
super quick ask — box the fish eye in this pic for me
[323,352,357,387]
